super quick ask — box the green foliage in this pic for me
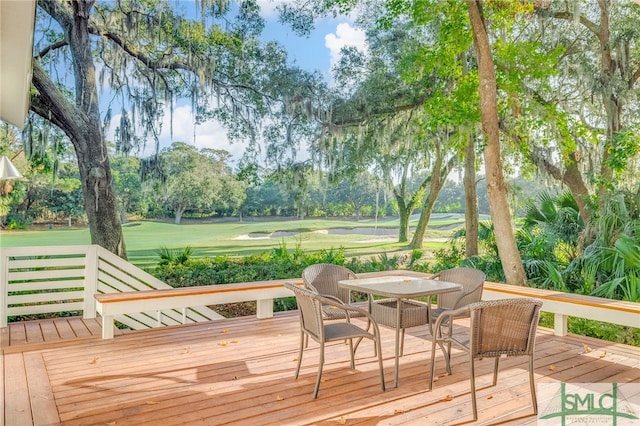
[153,245,351,288]
[465,190,640,302]
[367,252,401,271]
[582,193,640,301]
[149,143,246,223]
[539,313,640,346]
[156,246,193,266]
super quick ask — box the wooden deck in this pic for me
[0,317,124,352]
[2,312,639,426]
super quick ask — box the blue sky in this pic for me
[260,7,366,77]
[106,1,367,163]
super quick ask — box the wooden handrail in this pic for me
[482,282,640,334]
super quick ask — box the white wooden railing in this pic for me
[1,245,638,340]
[0,245,224,329]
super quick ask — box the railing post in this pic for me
[102,315,115,339]
[554,313,568,336]
[83,245,98,319]
[0,248,9,327]
[256,298,273,319]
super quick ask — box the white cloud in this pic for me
[105,105,248,164]
[256,0,287,19]
[324,22,367,71]
[160,105,249,163]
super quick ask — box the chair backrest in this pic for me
[302,263,356,304]
[468,298,542,359]
[434,267,486,310]
[284,282,324,342]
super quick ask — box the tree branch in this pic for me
[30,60,87,147]
[37,40,69,59]
[88,27,267,98]
[552,11,600,38]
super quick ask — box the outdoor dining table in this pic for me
[338,275,462,387]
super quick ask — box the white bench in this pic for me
[95,279,303,339]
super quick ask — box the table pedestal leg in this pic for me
[394,298,401,387]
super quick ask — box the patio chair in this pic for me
[302,263,360,319]
[428,267,486,335]
[284,282,386,399]
[428,298,542,421]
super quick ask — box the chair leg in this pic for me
[470,357,478,421]
[295,331,305,379]
[348,338,355,369]
[443,342,452,375]
[374,333,386,392]
[313,342,325,399]
[492,357,499,386]
[445,320,453,374]
[529,355,538,414]
[428,334,437,391]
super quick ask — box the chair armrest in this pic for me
[433,305,471,331]
[315,294,379,324]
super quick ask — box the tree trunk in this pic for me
[596,1,619,208]
[530,150,591,222]
[410,150,456,249]
[464,132,479,257]
[396,200,411,243]
[409,188,439,249]
[174,206,185,224]
[30,1,126,259]
[467,0,526,285]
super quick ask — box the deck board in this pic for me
[23,352,60,426]
[4,353,33,426]
[2,313,639,425]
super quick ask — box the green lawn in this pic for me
[0,214,465,267]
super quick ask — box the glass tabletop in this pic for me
[338,275,461,298]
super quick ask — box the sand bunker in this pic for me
[234,228,398,240]
[323,227,398,236]
[234,228,450,243]
[234,231,300,240]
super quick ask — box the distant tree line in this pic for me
[1,132,554,228]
